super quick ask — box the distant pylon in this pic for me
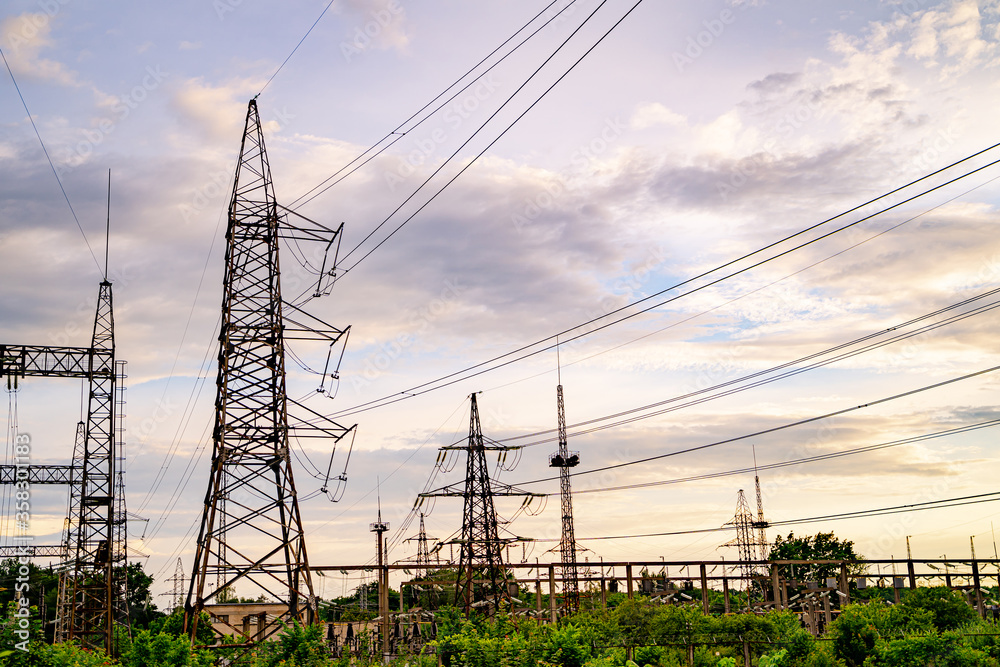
[403,513,436,579]
[185,99,355,649]
[550,364,579,611]
[420,394,540,615]
[170,558,185,613]
[724,490,760,593]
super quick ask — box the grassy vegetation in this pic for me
[6,585,1000,666]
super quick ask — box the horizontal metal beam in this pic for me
[0,345,111,378]
[0,545,65,558]
[0,465,74,484]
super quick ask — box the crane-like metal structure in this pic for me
[185,99,356,649]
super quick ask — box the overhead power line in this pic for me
[287,0,576,210]
[536,418,1000,496]
[1,46,103,278]
[329,0,646,279]
[532,491,1000,542]
[502,362,1000,488]
[257,0,337,98]
[320,143,1000,421]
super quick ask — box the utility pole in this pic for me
[185,99,356,651]
[420,394,540,615]
[371,503,389,661]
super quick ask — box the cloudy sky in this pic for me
[4,0,1000,603]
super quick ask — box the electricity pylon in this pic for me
[420,394,539,615]
[185,99,355,649]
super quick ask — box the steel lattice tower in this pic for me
[415,513,432,578]
[1,280,127,654]
[421,394,538,615]
[186,99,338,646]
[724,489,763,594]
[550,382,579,611]
[68,280,127,650]
[54,421,86,644]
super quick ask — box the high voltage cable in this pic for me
[257,0,338,98]
[490,289,1000,450]
[325,0,639,277]
[501,363,1000,488]
[320,145,1000,421]
[536,419,1000,496]
[532,491,1000,542]
[0,46,103,278]
[287,0,575,209]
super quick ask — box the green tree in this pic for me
[768,531,864,583]
[901,586,977,632]
[829,600,933,667]
[121,629,215,667]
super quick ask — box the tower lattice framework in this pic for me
[724,489,765,595]
[186,99,354,647]
[550,383,579,611]
[421,394,538,615]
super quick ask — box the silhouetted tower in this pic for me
[421,394,539,615]
[751,449,770,561]
[186,99,355,648]
[68,279,127,650]
[550,378,579,611]
[724,490,758,592]
[169,558,185,613]
[404,512,436,579]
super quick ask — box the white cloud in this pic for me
[0,13,79,86]
[631,102,686,130]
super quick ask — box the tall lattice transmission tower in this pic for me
[421,394,538,615]
[549,370,580,611]
[185,99,356,649]
[403,513,437,579]
[724,489,766,595]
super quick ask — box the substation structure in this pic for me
[0,280,129,655]
[305,557,1000,658]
